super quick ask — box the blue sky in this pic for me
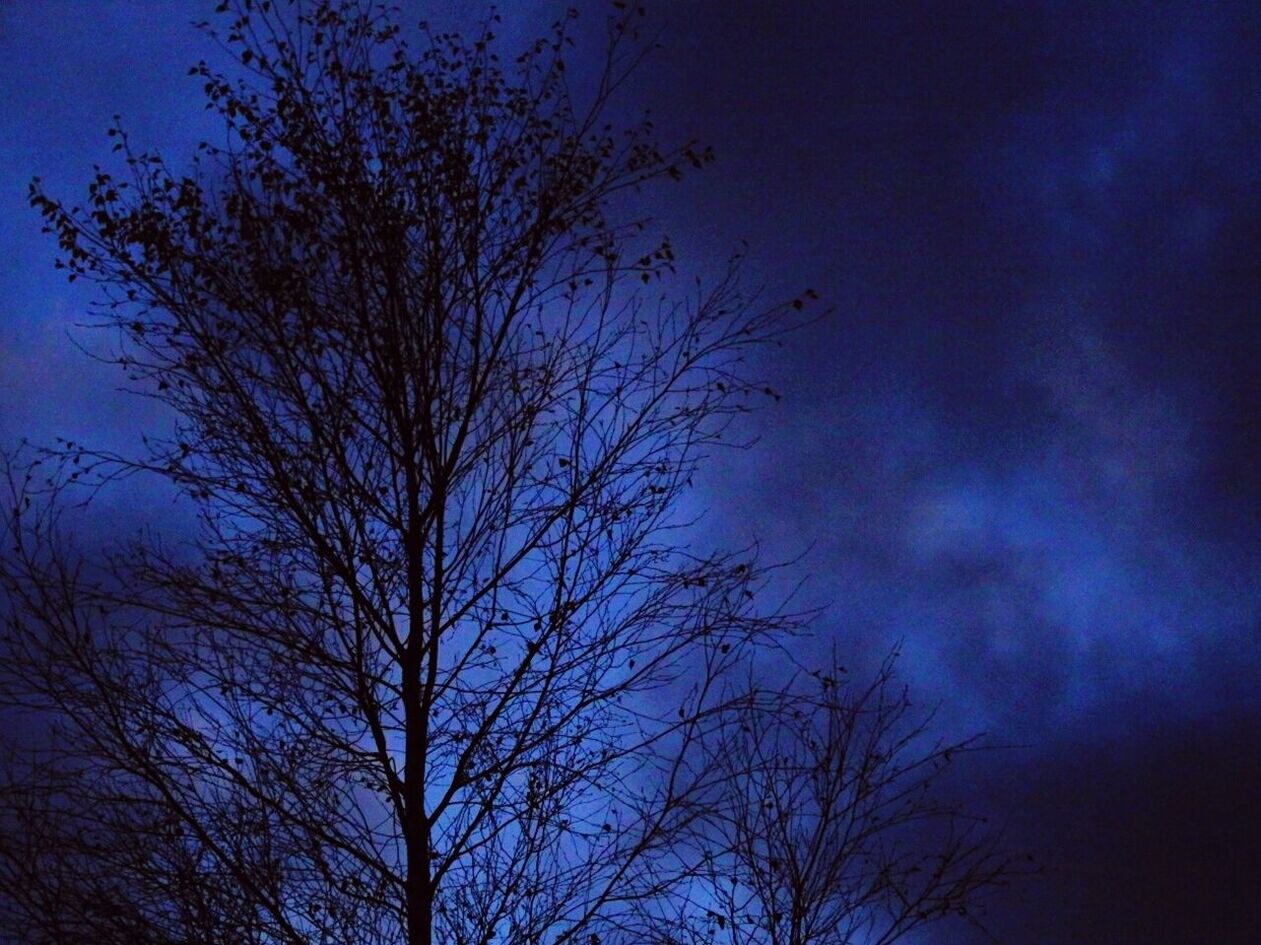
[3,1,1260,941]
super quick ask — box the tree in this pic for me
[701,657,1010,945]
[0,2,1012,944]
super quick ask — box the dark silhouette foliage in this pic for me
[1,3,1013,944]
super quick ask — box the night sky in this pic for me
[3,2,1260,942]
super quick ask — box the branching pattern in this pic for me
[1,3,1014,945]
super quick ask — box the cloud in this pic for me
[935,708,1261,944]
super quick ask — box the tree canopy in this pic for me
[1,3,1013,944]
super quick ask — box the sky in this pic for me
[2,1,1260,942]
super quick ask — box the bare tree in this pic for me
[696,656,1011,945]
[1,3,1012,944]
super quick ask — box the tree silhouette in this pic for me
[1,3,1013,944]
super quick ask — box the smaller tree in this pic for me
[699,657,1011,945]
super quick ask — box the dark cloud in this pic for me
[636,0,1261,718]
[935,708,1261,944]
